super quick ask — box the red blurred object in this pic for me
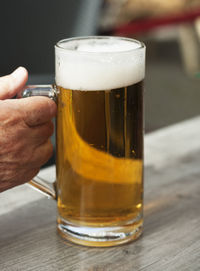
[113,8,200,36]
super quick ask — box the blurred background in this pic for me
[1,0,200,166]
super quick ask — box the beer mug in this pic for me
[23,36,146,247]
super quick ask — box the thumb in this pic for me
[0,67,28,100]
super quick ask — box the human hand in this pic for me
[0,67,57,192]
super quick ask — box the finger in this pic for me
[21,168,40,184]
[15,96,57,126]
[29,139,54,168]
[0,67,28,100]
[29,121,54,146]
[3,168,40,191]
[0,160,40,192]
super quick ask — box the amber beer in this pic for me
[55,37,145,247]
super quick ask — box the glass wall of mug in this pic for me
[55,36,145,247]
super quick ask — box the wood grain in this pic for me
[0,117,200,271]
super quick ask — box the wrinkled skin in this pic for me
[0,67,57,192]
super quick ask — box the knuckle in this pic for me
[23,97,56,126]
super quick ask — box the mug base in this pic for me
[57,216,143,247]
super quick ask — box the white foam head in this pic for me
[55,37,145,91]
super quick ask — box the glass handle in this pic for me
[29,176,57,200]
[22,85,57,200]
[22,84,57,102]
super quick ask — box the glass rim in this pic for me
[55,36,145,55]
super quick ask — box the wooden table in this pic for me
[1,117,200,271]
